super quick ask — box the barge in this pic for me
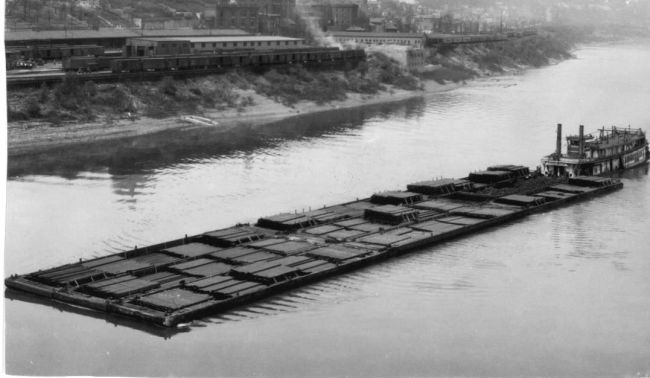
[5,166,623,328]
[542,123,649,177]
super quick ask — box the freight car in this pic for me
[62,56,117,72]
[425,33,507,46]
[109,48,366,73]
[9,44,105,61]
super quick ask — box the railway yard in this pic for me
[6,43,367,88]
[5,28,533,88]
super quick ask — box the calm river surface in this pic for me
[5,43,650,377]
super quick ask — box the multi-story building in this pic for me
[309,3,359,31]
[210,0,297,34]
[213,5,261,33]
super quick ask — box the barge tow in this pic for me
[5,166,623,328]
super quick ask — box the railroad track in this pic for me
[6,60,357,88]
[5,67,237,88]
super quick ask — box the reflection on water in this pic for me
[7,98,426,177]
[5,44,650,377]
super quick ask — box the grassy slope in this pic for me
[6,52,420,124]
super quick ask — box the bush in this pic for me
[83,81,98,98]
[54,75,82,98]
[38,82,49,103]
[419,66,476,84]
[45,110,63,126]
[240,95,255,107]
[25,97,42,117]
[159,76,177,96]
[7,107,27,121]
[102,86,135,112]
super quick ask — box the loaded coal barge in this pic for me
[5,165,623,328]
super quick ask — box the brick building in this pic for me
[310,3,359,31]
[211,0,296,34]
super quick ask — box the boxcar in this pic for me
[142,57,168,71]
[63,56,98,72]
[189,55,210,69]
[111,58,141,73]
[176,56,191,70]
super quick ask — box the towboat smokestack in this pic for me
[556,123,562,158]
[579,124,585,158]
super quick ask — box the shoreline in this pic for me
[7,80,462,157]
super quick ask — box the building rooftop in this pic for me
[5,28,250,42]
[328,31,424,38]
[133,35,303,43]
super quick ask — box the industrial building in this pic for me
[124,35,307,56]
[124,38,192,57]
[4,28,250,50]
[309,3,359,31]
[327,31,425,48]
[209,0,296,34]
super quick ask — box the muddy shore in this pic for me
[8,31,579,158]
[7,80,460,157]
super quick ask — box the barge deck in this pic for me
[5,166,623,328]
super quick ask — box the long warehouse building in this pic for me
[4,28,251,49]
[124,35,307,56]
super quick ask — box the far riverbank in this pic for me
[6,31,575,157]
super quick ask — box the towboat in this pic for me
[541,124,649,177]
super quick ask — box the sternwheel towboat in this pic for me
[542,124,649,177]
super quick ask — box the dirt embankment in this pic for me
[6,32,575,156]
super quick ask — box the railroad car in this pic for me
[13,44,105,60]
[63,56,116,72]
[111,58,141,73]
[107,47,365,74]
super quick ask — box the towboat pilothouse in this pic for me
[542,123,649,177]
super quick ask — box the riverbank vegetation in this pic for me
[7,30,573,125]
[419,30,574,84]
[7,51,421,123]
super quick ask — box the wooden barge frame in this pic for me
[5,166,623,328]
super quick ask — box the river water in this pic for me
[5,43,650,377]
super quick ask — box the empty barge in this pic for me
[5,166,623,327]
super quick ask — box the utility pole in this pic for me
[499,9,503,33]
